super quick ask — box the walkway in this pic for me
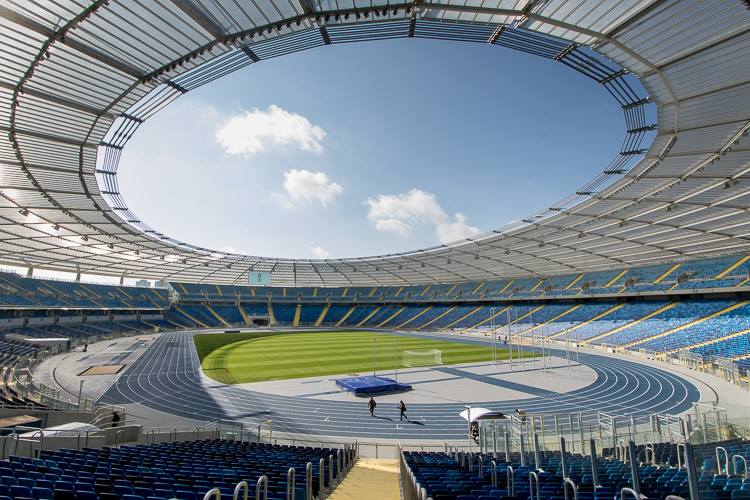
[328,458,400,500]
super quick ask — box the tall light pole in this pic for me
[490,307,497,365]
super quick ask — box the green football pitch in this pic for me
[194,330,532,384]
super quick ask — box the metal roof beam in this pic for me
[0,5,145,79]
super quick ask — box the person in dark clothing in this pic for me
[368,397,376,417]
[83,343,88,353]
[399,400,407,421]
[111,411,121,428]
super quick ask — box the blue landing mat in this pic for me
[335,375,412,396]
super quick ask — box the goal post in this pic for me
[402,349,445,367]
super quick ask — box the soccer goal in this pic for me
[403,349,445,367]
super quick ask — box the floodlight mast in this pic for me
[490,307,497,365]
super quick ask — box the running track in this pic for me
[98,331,700,439]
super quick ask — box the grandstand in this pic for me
[1,1,750,499]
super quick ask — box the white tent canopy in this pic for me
[459,408,507,423]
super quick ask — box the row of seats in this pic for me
[0,440,341,500]
[169,254,750,302]
[406,438,750,500]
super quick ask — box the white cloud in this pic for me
[308,245,330,259]
[436,213,481,243]
[374,219,412,236]
[215,105,326,156]
[366,188,481,244]
[274,169,343,208]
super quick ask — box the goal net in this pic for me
[403,349,444,367]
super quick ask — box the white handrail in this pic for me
[233,480,249,500]
[564,478,578,500]
[319,458,326,499]
[286,467,296,500]
[203,488,221,500]
[255,475,268,500]
[506,465,515,497]
[529,471,540,500]
[733,455,748,480]
[715,446,729,475]
[305,462,313,500]
[491,460,497,487]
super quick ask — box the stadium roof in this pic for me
[1,0,749,286]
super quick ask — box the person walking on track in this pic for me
[368,397,376,417]
[399,400,407,421]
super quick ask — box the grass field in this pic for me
[194,330,532,384]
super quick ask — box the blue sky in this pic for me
[118,38,623,260]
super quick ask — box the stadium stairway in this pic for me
[335,306,357,327]
[315,305,330,326]
[461,306,510,333]
[237,305,251,326]
[583,302,678,345]
[377,307,406,328]
[517,304,581,337]
[293,304,302,327]
[356,307,382,327]
[625,300,750,348]
[417,306,456,330]
[327,459,400,500]
[267,303,276,325]
[206,305,230,327]
[716,255,750,279]
[175,306,210,328]
[674,326,750,355]
[654,263,682,284]
[444,306,484,329]
[397,306,432,328]
[549,303,626,339]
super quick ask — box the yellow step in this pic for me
[670,325,750,354]
[398,306,432,328]
[237,305,251,326]
[377,307,406,328]
[549,303,626,339]
[206,305,230,327]
[515,304,582,336]
[356,306,382,327]
[583,302,678,344]
[175,306,210,328]
[500,280,514,293]
[267,302,276,325]
[420,285,432,297]
[342,287,349,297]
[177,283,189,294]
[716,255,750,279]
[445,284,458,297]
[394,286,404,297]
[444,305,484,329]
[463,305,511,332]
[368,287,377,297]
[627,301,750,348]
[215,285,222,296]
[654,263,681,284]
[315,304,330,326]
[292,304,302,326]
[336,306,357,327]
[417,306,456,330]
[327,459,400,500]
[312,287,318,298]
[565,274,584,290]
[529,280,545,292]
[504,305,547,337]
[471,281,485,295]
[605,269,628,287]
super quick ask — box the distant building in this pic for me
[135,279,151,288]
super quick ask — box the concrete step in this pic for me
[328,459,400,500]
